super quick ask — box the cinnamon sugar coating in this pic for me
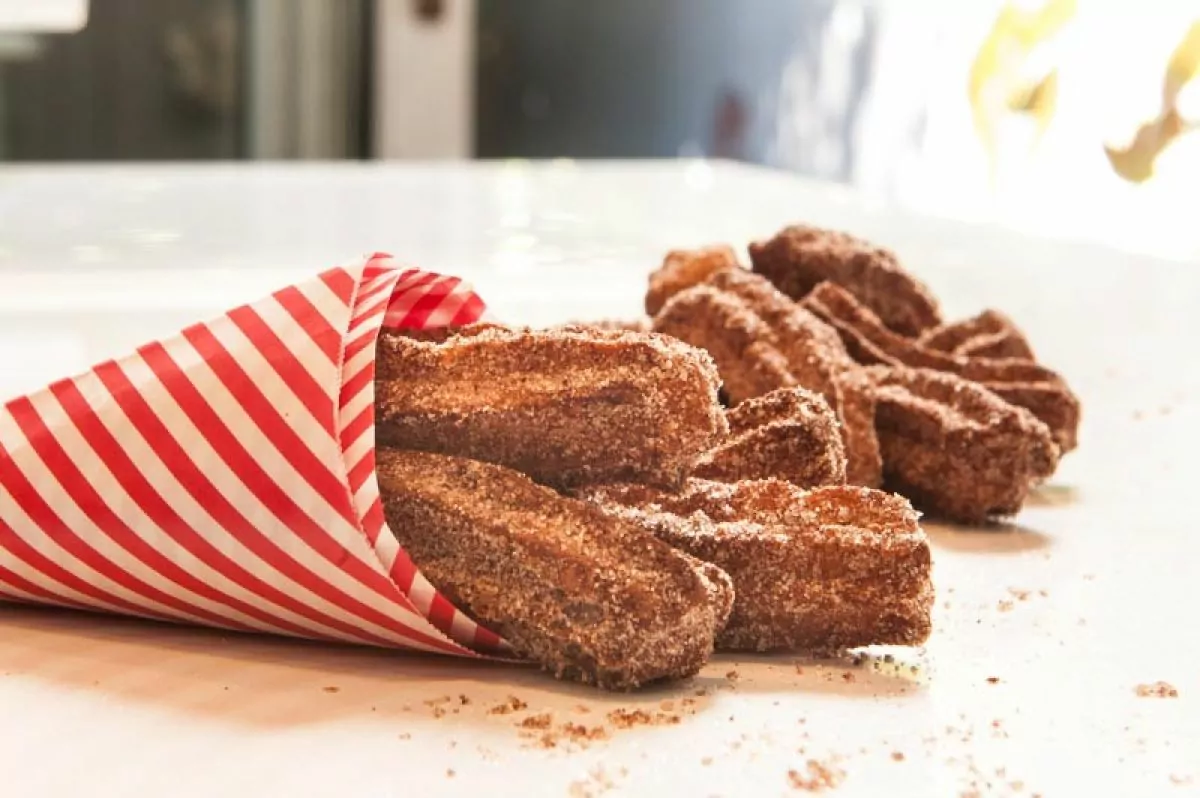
[566,318,651,334]
[579,479,933,653]
[748,224,942,336]
[919,310,1035,361]
[863,366,1060,523]
[804,282,1080,452]
[377,449,725,690]
[652,271,882,487]
[375,325,727,490]
[646,244,741,316]
[694,387,847,488]
[652,284,798,404]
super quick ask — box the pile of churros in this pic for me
[370,223,1079,691]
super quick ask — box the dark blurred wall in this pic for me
[1,0,244,160]
[475,0,876,180]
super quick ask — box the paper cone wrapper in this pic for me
[0,254,509,658]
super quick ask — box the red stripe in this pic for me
[10,394,267,634]
[426,593,459,636]
[346,453,375,499]
[2,400,248,628]
[91,360,416,648]
[227,305,335,430]
[399,285,462,329]
[350,294,394,335]
[393,271,441,293]
[388,548,418,594]
[179,327,357,527]
[318,268,358,306]
[138,342,450,649]
[359,255,395,282]
[340,328,377,377]
[473,627,504,652]
[360,501,387,547]
[0,560,100,612]
[337,365,375,423]
[0,478,178,625]
[453,294,487,324]
[353,278,395,313]
[340,400,374,455]
[49,379,338,640]
[272,286,342,365]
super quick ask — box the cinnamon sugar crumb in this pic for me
[561,722,610,743]
[398,732,411,740]
[607,708,681,728]
[701,756,714,766]
[841,671,856,683]
[997,599,1015,612]
[488,695,528,715]
[1135,681,1179,698]
[787,759,845,792]
[1008,588,1031,601]
[519,712,553,729]
[986,677,1001,684]
[446,769,455,778]
[322,686,339,694]
[726,669,740,682]
[891,752,905,761]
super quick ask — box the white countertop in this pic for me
[0,161,1197,797]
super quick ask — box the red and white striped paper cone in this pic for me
[0,253,509,658]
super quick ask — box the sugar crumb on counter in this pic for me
[488,695,528,715]
[518,712,553,730]
[607,708,682,728]
[1135,681,1179,698]
[322,686,340,694]
[787,759,845,792]
[568,766,618,798]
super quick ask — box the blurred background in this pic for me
[1,0,1198,260]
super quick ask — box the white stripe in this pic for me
[342,430,375,481]
[285,271,350,340]
[382,280,437,319]
[22,387,271,632]
[0,521,136,617]
[65,364,356,640]
[209,309,335,456]
[450,610,479,646]
[341,345,378,400]
[160,303,460,647]
[123,343,407,644]
[373,521,401,574]
[345,280,396,338]
[407,572,436,615]
[0,433,192,622]
[0,580,47,606]
[422,292,470,328]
